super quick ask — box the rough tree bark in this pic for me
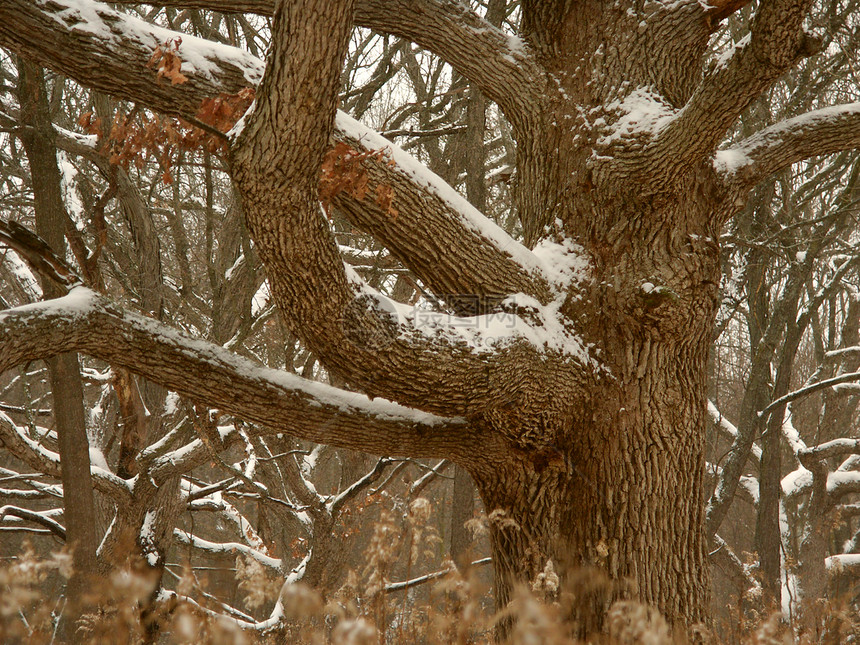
[2,0,860,637]
[14,59,100,635]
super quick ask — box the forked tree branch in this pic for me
[0,411,134,503]
[654,0,819,167]
[0,0,547,306]
[228,0,579,413]
[0,290,476,461]
[107,0,543,127]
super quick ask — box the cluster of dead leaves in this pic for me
[320,141,398,218]
[80,38,400,219]
[147,36,188,85]
[75,40,256,183]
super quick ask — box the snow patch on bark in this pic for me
[335,112,552,280]
[597,87,675,145]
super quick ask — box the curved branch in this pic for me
[654,0,820,167]
[106,0,544,127]
[0,411,133,503]
[714,104,860,188]
[760,370,860,418]
[1,0,552,323]
[0,505,67,540]
[0,290,474,461]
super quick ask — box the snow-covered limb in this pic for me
[707,461,759,505]
[781,467,860,503]
[825,553,860,576]
[0,0,262,119]
[384,556,492,593]
[715,104,860,187]
[162,567,257,623]
[708,400,762,460]
[760,370,860,418]
[409,459,451,498]
[173,528,282,571]
[0,467,63,499]
[1,0,594,420]
[0,0,552,310]
[149,432,242,483]
[329,457,392,515]
[332,113,554,305]
[156,587,284,632]
[0,402,51,417]
[797,438,860,464]
[0,411,133,503]
[827,471,860,500]
[708,534,760,595]
[0,290,473,460]
[106,0,543,127]
[655,0,821,174]
[0,505,66,540]
[188,497,269,554]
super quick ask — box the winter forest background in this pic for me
[1,0,860,643]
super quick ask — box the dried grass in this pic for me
[1,515,857,645]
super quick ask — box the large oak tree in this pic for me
[2,0,860,634]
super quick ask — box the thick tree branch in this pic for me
[333,113,553,304]
[107,0,543,127]
[654,0,819,167]
[0,0,264,118]
[714,104,860,188]
[229,0,581,413]
[705,0,755,25]
[0,290,475,461]
[0,411,133,503]
[0,0,549,308]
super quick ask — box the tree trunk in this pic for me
[449,466,475,568]
[9,0,857,639]
[16,58,100,637]
[471,331,713,632]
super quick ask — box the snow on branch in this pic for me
[0,289,471,460]
[2,0,555,309]
[384,556,491,593]
[174,528,282,571]
[333,113,555,303]
[0,0,262,119]
[714,104,860,187]
[708,400,761,460]
[826,553,860,577]
[759,370,860,418]
[329,457,392,515]
[0,505,66,540]
[107,0,543,126]
[0,410,133,503]
[187,497,270,554]
[654,0,821,171]
[797,438,860,463]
